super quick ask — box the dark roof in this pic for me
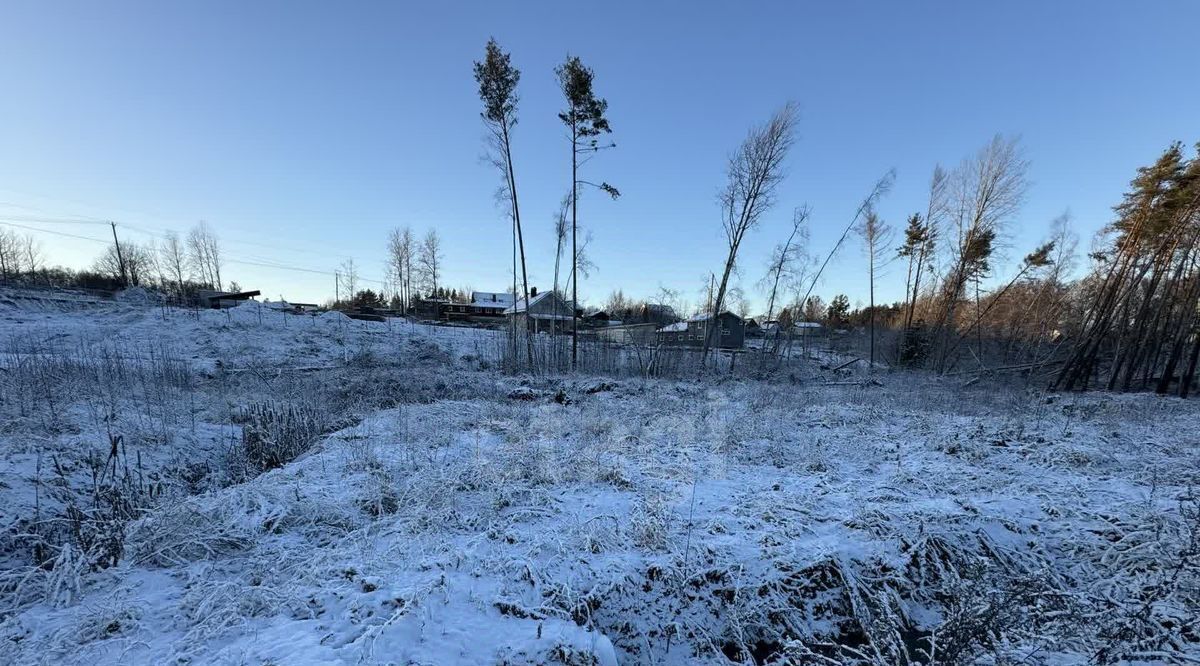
[200,290,261,301]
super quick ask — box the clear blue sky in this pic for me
[2,1,1197,312]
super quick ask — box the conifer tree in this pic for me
[556,55,619,368]
[475,39,531,367]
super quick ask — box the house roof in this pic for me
[503,290,555,314]
[688,311,743,322]
[658,322,689,332]
[199,290,261,301]
[470,291,514,307]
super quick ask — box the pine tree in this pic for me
[556,55,619,368]
[827,294,850,329]
[475,39,532,368]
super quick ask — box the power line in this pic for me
[0,220,111,244]
[0,214,108,225]
[4,219,393,287]
[0,188,368,262]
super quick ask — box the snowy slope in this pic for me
[1,297,1197,664]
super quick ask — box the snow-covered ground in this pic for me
[1,295,1197,665]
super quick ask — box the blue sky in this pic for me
[1,1,1197,312]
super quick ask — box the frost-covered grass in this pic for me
[0,297,1197,665]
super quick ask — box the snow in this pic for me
[470,292,515,308]
[688,311,741,322]
[0,293,1197,664]
[503,291,562,314]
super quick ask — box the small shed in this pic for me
[504,288,574,334]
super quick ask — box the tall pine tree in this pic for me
[474,38,532,368]
[556,55,618,368]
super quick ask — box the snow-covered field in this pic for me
[1,295,1197,665]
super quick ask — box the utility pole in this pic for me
[334,271,340,307]
[109,222,128,287]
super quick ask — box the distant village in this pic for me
[187,284,827,351]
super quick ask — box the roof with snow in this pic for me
[503,291,554,314]
[470,291,514,308]
[688,311,743,322]
[657,322,689,332]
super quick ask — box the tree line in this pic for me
[0,221,228,298]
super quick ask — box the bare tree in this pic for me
[339,258,359,304]
[932,135,1029,371]
[796,170,897,328]
[0,231,43,282]
[703,103,799,361]
[942,240,1056,365]
[187,222,223,290]
[158,231,189,297]
[857,205,894,367]
[548,193,573,364]
[727,284,751,319]
[96,242,154,286]
[762,205,811,328]
[418,229,442,297]
[0,228,19,281]
[21,234,43,277]
[387,227,417,314]
[899,166,946,337]
[760,206,815,354]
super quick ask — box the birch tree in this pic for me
[702,103,798,361]
[159,231,189,297]
[762,205,811,328]
[339,258,359,303]
[387,226,415,313]
[760,205,814,354]
[931,135,1029,371]
[22,235,42,277]
[187,222,223,290]
[418,229,442,297]
[0,229,19,281]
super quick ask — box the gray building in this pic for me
[504,288,574,334]
[656,311,745,349]
[593,322,659,345]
